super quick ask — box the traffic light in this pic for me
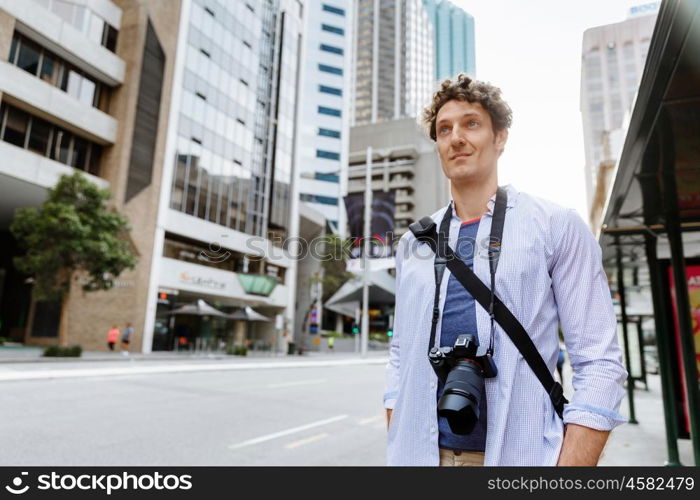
[387,329,393,338]
[352,322,359,335]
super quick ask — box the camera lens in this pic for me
[437,359,484,434]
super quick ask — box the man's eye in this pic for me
[438,126,450,134]
[468,121,479,128]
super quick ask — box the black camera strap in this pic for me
[411,187,567,419]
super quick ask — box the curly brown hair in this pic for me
[423,74,513,141]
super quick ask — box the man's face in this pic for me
[435,99,508,185]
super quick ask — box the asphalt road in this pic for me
[0,359,388,466]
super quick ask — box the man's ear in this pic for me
[495,129,508,154]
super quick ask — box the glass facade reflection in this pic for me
[170,0,303,245]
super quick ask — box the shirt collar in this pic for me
[448,184,519,222]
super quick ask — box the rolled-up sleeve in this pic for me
[550,209,627,431]
[384,236,408,409]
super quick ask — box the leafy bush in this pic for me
[226,345,248,356]
[43,345,82,357]
[0,337,8,345]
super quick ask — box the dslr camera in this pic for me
[429,333,498,434]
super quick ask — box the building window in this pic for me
[320,43,343,55]
[9,33,110,111]
[319,84,342,96]
[321,24,344,36]
[318,106,341,117]
[39,0,119,53]
[0,101,102,174]
[315,172,339,182]
[318,63,343,76]
[322,4,345,16]
[301,193,339,206]
[316,150,340,161]
[101,23,118,52]
[2,105,29,148]
[318,127,341,139]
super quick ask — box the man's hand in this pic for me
[386,409,393,429]
[556,423,610,466]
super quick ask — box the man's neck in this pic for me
[451,176,498,221]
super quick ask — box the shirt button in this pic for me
[430,426,436,433]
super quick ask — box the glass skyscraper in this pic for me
[422,0,475,80]
[169,0,302,243]
[352,0,434,125]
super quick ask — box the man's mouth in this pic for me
[451,152,473,160]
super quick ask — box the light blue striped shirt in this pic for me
[384,185,627,466]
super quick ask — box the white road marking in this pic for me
[284,433,329,449]
[358,415,384,425]
[0,358,388,382]
[228,415,348,450]
[266,379,325,389]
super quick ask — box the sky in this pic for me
[452,0,654,219]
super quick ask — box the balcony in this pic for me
[0,0,125,85]
[0,61,117,144]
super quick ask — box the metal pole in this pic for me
[661,108,700,465]
[361,147,373,358]
[616,236,638,424]
[636,317,648,390]
[644,234,682,465]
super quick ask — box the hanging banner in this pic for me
[343,191,396,260]
[667,263,700,436]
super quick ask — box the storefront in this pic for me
[150,233,289,352]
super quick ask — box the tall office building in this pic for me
[145,0,306,352]
[581,3,658,223]
[0,0,307,353]
[298,1,353,233]
[423,0,475,80]
[352,0,434,125]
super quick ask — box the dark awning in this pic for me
[601,0,700,262]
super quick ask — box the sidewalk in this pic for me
[599,373,695,466]
[0,344,387,363]
[0,346,389,382]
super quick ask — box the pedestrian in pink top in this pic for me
[107,325,119,351]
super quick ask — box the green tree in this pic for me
[315,233,354,302]
[10,172,137,344]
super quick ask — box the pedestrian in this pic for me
[327,336,334,353]
[557,346,566,383]
[384,74,627,466]
[107,325,119,351]
[121,322,134,356]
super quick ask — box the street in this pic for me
[0,357,388,466]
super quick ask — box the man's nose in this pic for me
[450,127,467,146]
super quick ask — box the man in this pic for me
[384,74,627,466]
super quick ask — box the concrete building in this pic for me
[581,2,658,224]
[0,0,180,350]
[352,0,434,125]
[297,0,353,234]
[422,0,475,80]
[0,0,308,354]
[347,117,449,238]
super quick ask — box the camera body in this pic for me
[428,334,498,435]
